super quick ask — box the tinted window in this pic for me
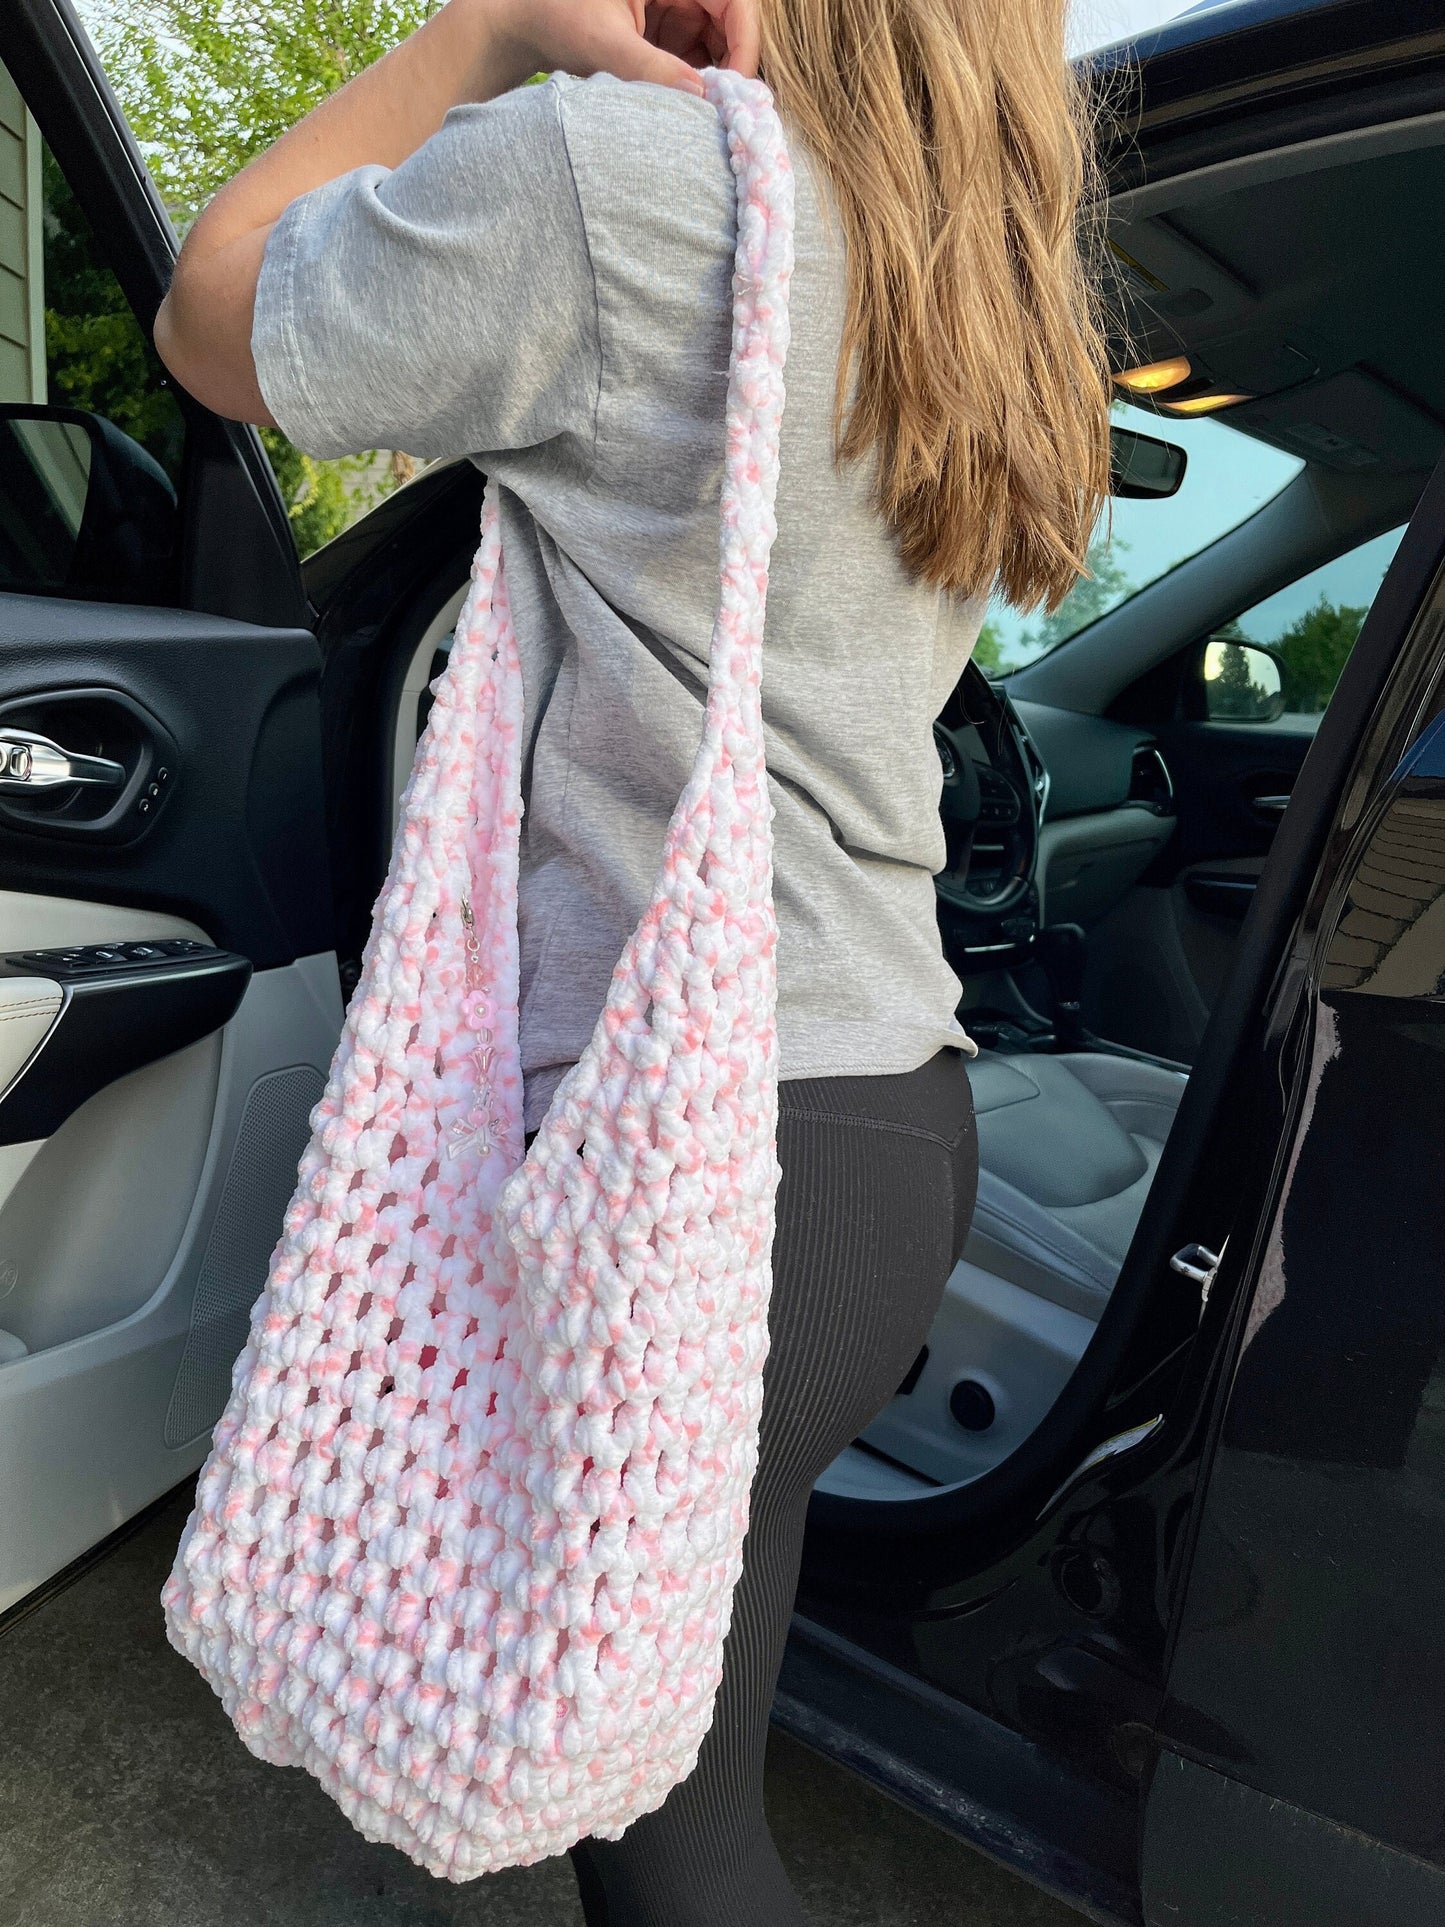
[0,61,183,602]
[1225,525,1407,719]
[979,401,1304,674]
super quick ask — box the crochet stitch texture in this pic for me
[162,70,793,1880]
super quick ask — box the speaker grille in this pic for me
[164,1065,323,1448]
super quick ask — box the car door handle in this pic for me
[0,729,125,791]
[1251,793,1291,819]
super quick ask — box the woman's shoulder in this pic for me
[435,74,734,260]
[539,72,738,279]
[546,70,731,175]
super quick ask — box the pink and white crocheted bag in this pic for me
[162,70,792,1882]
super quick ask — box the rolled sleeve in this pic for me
[250,80,600,464]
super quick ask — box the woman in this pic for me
[155,1,1109,1919]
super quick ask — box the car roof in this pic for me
[1090,0,1354,64]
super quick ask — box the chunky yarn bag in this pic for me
[161,70,793,1881]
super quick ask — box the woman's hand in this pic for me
[490,0,760,97]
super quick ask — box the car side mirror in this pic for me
[1110,425,1188,500]
[0,403,178,604]
[1200,637,1287,723]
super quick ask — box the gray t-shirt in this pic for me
[253,71,982,1130]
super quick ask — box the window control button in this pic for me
[3,937,218,975]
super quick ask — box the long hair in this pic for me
[761,0,1112,610]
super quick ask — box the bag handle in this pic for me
[457,70,797,1176]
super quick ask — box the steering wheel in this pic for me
[932,679,1038,917]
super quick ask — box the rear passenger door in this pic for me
[0,4,342,1614]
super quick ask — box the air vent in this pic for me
[1010,709,1051,820]
[1129,745,1174,815]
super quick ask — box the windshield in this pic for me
[977,401,1305,676]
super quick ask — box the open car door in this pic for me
[0,2,343,1615]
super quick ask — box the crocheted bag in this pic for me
[162,70,792,1882]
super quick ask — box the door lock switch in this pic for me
[5,938,218,976]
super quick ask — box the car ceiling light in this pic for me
[1114,356,1193,395]
[1161,391,1252,417]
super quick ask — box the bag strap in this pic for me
[425,72,794,1188]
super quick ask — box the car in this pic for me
[0,1,1443,1922]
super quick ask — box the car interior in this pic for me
[2,48,1444,1617]
[804,112,1444,1506]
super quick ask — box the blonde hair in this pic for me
[761,0,1112,610]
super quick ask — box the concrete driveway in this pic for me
[0,1491,1085,1927]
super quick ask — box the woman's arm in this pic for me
[154,0,758,424]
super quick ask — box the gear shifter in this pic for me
[1036,922,1088,1049]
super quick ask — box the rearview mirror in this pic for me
[0,403,178,603]
[1110,425,1187,500]
[1201,638,1286,724]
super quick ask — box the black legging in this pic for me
[528,1046,978,1925]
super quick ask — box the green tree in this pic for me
[1015,533,1134,660]
[972,618,1008,676]
[83,0,440,553]
[1271,597,1369,714]
[40,149,186,477]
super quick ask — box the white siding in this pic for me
[0,60,44,405]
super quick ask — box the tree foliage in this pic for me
[40,150,186,477]
[971,619,1007,675]
[82,0,439,553]
[1018,536,1134,660]
[1261,596,1369,715]
[974,535,1134,676]
[88,1,436,224]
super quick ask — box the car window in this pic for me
[978,400,1304,674]
[81,4,425,561]
[0,60,185,602]
[1219,525,1408,720]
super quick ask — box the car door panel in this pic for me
[0,605,343,1613]
[0,593,330,962]
[1146,718,1312,876]
[0,951,339,1614]
[0,0,351,1612]
[1078,718,1316,1062]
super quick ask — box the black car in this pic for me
[1,3,1443,1923]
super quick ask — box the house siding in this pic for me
[0,60,45,405]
